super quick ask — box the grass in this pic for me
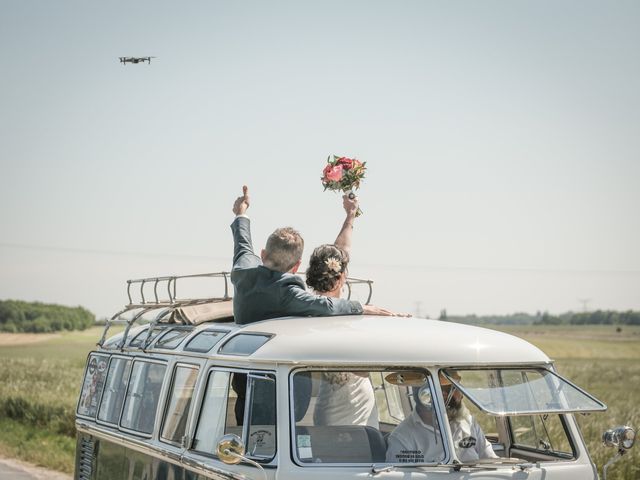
[491,324,640,480]
[0,327,116,473]
[0,324,638,479]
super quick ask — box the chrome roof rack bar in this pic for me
[344,277,374,305]
[99,272,232,348]
[99,270,374,348]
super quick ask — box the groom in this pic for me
[231,185,396,324]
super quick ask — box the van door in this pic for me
[183,367,277,480]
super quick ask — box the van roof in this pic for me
[228,316,550,366]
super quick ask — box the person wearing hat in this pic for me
[386,371,498,464]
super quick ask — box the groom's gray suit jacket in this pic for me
[230,216,363,325]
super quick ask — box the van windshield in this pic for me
[291,368,590,466]
[442,368,606,415]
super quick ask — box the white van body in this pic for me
[74,273,614,480]
[76,314,607,480]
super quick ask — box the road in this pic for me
[0,457,71,480]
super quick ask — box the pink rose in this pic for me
[323,164,343,182]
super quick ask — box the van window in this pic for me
[193,370,230,453]
[292,370,438,465]
[77,354,109,418]
[246,373,276,460]
[161,365,199,445]
[120,361,166,435]
[155,328,193,350]
[509,414,573,457]
[97,357,132,424]
[129,328,163,348]
[184,330,228,353]
[219,334,272,356]
[192,370,276,461]
[442,368,606,415]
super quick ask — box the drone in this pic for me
[119,56,155,65]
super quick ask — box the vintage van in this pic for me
[75,273,635,480]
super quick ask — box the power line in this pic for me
[0,242,227,262]
[1,241,639,275]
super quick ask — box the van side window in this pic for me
[192,370,277,461]
[193,370,230,453]
[155,328,193,350]
[97,357,132,424]
[219,334,273,356]
[77,354,109,418]
[184,330,228,353]
[120,360,167,435]
[292,370,437,465]
[509,414,574,457]
[161,365,199,445]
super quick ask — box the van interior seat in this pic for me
[295,425,386,463]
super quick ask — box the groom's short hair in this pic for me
[263,227,304,272]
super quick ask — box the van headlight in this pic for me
[603,426,635,450]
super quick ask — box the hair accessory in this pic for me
[324,257,342,273]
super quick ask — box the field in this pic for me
[0,324,638,479]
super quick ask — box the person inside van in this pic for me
[386,372,498,464]
[230,185,398,325]
[305,195,379,428]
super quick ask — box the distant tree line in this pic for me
[0,300,95,333]
[446,310,640,326]
[536,310,640,325]
[446,312,541,325]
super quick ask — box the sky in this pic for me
[1,0,639,319]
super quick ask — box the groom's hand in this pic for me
[233,185,250,216]
[342,194,359,218]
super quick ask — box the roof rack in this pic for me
[97,272,232,350]
[97,271,374,351]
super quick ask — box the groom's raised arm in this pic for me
[231,185,261,270]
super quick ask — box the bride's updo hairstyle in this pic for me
[306,244,350,294]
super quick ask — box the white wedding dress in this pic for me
[313,372,379,427]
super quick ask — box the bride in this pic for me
[305,194,379,428]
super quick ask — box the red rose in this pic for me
[336,157,355,170]
[323,164,343,182]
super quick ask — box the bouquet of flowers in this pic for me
[321,155,367,215]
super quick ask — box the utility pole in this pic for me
[415,301,423,318]
[578,298,591,312]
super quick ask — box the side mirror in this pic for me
[603,425,635,450]
[216,434,245,465]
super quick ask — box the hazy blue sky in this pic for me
[1,0,639,319]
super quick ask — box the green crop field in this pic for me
[0,324,638,479]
